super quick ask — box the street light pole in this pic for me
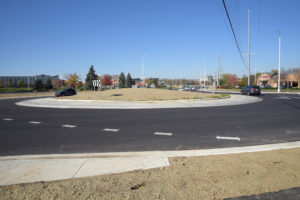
[142,54,147,82]
[248,9,251,86]
[277,30,281,93]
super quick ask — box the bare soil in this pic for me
[1,148,300,200]
[59,88,225,101]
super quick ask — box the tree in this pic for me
[34,79,44,90]
[77,81,83,89]
[227,74,239,88]
[220,73,232,88]
[119,72,125,88]
[85,65,98,89]
[102,75,112,86]
[65,73,80,88]
[125,73,132,88]
[239,76,248,87]
[151,78,159,88]
[17,80,25,88]
[145,78,151,85]
[7,78,12,87]
[44,78,53,90]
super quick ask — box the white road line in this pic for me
[62,124,77,128]
[103,128,119,132]
[3,118,14,121]
[154,132,173,136]
[29,121,41,124]
[216,136,240,141]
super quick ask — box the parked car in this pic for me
[55,88,77,97]
[259,84,272,88]
[241,86,261,95]
[281,85,288,89]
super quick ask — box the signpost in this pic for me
[92,80,101,91]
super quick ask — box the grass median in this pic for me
[59,88,229,101]
[0,148,299,200]
[0,92,55,99]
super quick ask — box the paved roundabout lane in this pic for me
[0,94,300,156]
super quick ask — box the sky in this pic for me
[0,0,300,80]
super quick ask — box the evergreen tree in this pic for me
[119,72,125,88]
[85,65,98,89]
[45,78,53,90]
[125,73,132,88]
[34,79,44,90]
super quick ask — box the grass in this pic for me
[0,91,55,98]
[0,87,34,93]
[59,88,228,101]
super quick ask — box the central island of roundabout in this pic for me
[16,88,262,109]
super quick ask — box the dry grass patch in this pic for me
[0,92,54,99]
[59,88,227,101]
[1,148,300,200]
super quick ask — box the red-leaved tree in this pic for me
[227,74,239,88]
[101,75,112,86]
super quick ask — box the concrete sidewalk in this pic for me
[1,141,300,186]
[15,94,262,109]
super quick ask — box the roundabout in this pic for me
[1,92,300,186]
[1,93,300,156]
[15,94,261,109]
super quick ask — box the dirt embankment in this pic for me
[1,148,300,200]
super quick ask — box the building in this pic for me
[0,74,59,87]
[257,72,300,88]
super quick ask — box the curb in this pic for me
[1,141,300,161]
[15,95,262,109]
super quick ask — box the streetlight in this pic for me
[142,54,147,81]
[276,30,281,93]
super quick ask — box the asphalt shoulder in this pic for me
[225,187,300,200]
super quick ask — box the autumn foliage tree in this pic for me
[101,75,112,86]
[227,74,239,88]
[65,73,80,88]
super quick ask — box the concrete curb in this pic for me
[1,141,300,186]
[15,95,262,109]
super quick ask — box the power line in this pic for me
[222,0,246,66]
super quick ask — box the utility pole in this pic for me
[242,10,256,86]
[217,54,220,87]
[199,65,201,88]
[277,30,281,93]
[204,61,206,87]
[254,68,257,85]
[248,9,251,86]
[142,54,147,82]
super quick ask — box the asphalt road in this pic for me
[0,93,300,156]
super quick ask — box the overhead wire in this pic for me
[222,0,247,67]
[256,0,262,52]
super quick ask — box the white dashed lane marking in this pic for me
[29,121,41,124]
[154,132,173,136]
[62,124,77,128]
[216,136,241,141]
[3,118,14,121]
[103,128,119,132]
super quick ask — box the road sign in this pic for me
[93,80,101,87]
